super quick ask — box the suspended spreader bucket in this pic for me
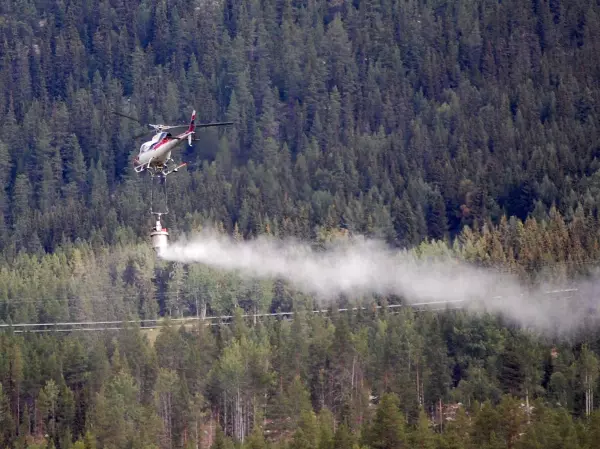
[150,220,169,256]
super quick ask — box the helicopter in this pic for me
[115,109,233,179]
[114,109,233,253]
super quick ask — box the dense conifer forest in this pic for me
[1,0,600,448]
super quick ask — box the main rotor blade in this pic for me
[195,121,234,128]
[163,125,190,130]
[132,129,153,139]
[114,111,144,124]
[150,124,189,131]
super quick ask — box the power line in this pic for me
[2,301,466,333]
[0,288,579,333]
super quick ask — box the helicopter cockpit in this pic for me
[139,132,168,153]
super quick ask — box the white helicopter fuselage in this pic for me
[133,131,191,172]
[133,110,196,173]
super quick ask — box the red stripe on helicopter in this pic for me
[152,131,191,151]
[152,137,172,150]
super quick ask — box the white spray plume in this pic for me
[160,230,599,337]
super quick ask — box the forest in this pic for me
[1,0,600,447]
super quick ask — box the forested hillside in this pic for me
[2,0,600,448]
[0,0,598,253]
[5,308,600,449]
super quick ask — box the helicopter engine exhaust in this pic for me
[150,218,169,255]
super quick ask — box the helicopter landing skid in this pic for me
[163,162,187,177]
[147,160,187,180]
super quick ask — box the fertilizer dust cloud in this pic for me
[160,230,600,337]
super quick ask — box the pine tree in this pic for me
[427,190,448,240]
[365,393,406,449]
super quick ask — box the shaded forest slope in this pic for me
[2,2,600,449]
[0,0,598,257]
[4,303,600,449]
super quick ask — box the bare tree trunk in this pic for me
[416,361,420,406]
[525,388,530,423]
[585,374,590,416]
[17,389,20,437]
[51,399,55,437]
[351,356,356,401]
[587,382,591,416]
[35,400,40,437]
[168,393,173,449]
[195,416,199,449]
[439,398,443,433]
[236,387,242,443]
[224,391,227,436]
[210,409,215,447]
[264,392,268,430]
[159,392,173,449]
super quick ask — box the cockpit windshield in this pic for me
[139,132,168,153]
[154,132,167,142]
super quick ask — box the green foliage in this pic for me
[364,393,406,449]
[0,0,596,254]
[0,302,599,449]
[0,0,600,448]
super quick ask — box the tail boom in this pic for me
[188,110,196,133]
